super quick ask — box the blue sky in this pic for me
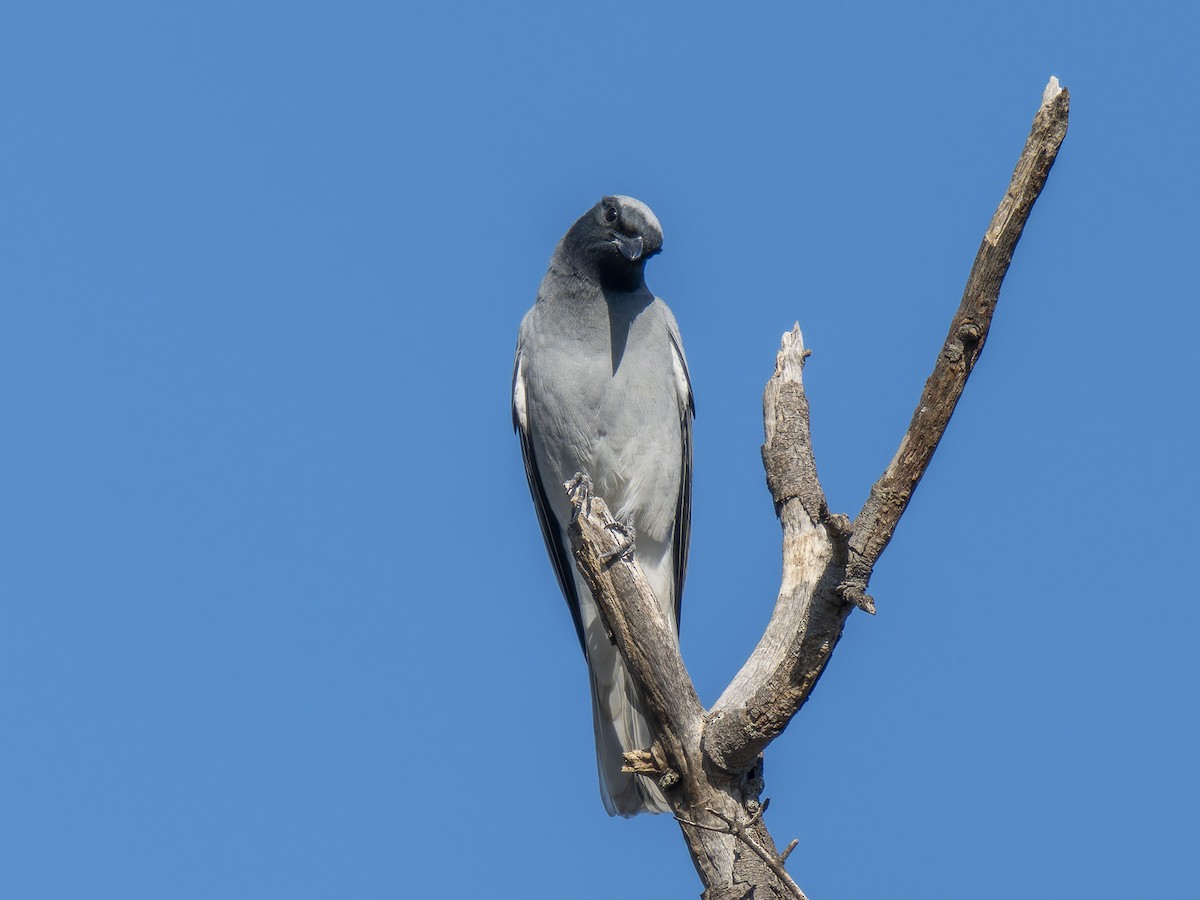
[3,2,1197,897]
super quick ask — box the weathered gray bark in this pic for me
[565,78,1069,899]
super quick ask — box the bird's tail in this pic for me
[587,639,671,817]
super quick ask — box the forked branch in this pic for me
[701,76,1069,775]
[565,77,1070,900]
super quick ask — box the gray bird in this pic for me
[513,195,693,816]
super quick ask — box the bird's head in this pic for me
[563,195,664,291]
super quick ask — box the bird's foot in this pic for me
[565,472,593,519]
[603,519,636,564]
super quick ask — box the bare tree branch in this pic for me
[561,77,1070,899]
[565,475,705,774]
[705,804,809,900]
[703,76,1069,775]
[702,326,846,774]
[568,478,778,897]
[844,77,1071,604]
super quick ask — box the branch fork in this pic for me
[562,78,1069,899]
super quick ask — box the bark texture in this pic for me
[564,78,1069,898]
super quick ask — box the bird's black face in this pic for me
[564,195,664,291]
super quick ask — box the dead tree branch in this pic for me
[844,76,1072,603]
[564,77,1070,899]
[702,76,1069,776]
[566,474,705,778]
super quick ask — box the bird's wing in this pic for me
[513,345,587,649]
[667,323,694,631]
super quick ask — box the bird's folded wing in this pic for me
[667,322,694,629]
[513,347,587,649]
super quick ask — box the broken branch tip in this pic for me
[1042,75,1063,106]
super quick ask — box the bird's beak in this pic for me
[612,233,644,262]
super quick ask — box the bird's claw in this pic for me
[603,519,636,564]
[565,472,593,519]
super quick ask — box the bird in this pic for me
[512,195,693,816]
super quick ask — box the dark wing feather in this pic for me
[513,352,587,651]
[668,328,695,632]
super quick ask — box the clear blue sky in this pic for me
[3,3,1197,897]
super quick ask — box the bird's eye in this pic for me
[603,205,618,224]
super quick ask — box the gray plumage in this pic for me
[513,195,693,816]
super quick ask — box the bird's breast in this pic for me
[527,333,680,542]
